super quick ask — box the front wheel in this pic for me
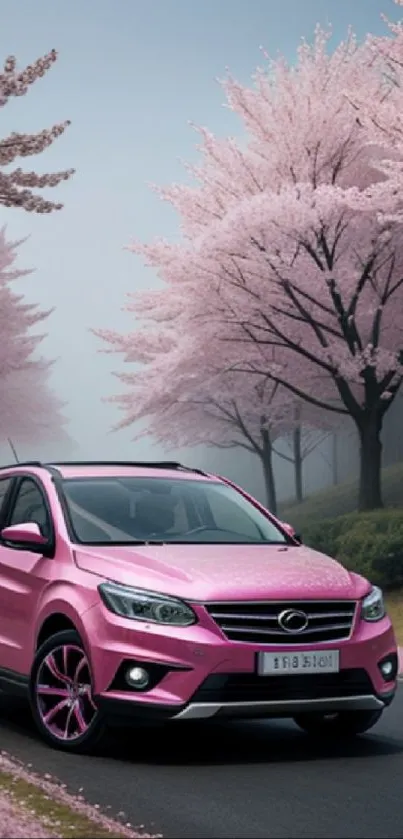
[29,629,107,753]
[293,708,383,738]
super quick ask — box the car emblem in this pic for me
[278,609,309,633]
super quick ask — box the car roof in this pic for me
[0,460,215,482]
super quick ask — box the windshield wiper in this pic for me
[94,539,166,546]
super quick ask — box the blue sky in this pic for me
[0,0,398,490]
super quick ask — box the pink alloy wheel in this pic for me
[35,644,97,741]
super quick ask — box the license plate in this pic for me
[258,650,340,675]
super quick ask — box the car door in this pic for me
[0,475,54,675]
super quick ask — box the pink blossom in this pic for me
[0,792,54,838]
[0,228,70,442]
[95,23,403,510]
[0,50,73,213]
[0,751,159,838]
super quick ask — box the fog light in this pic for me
[381,661,393,677]
[378,653,398,682]
[125,666,150,690]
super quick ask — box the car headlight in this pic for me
[98,582,197,626]
[361,586,385,622]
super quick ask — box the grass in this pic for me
[279,461,403,532]
[0,753,152,839]
[0,771,125,838]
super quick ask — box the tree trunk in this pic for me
[261,428,277,516]
[293,425,303,503]
[332,432,339,486]
[357,415,383,511]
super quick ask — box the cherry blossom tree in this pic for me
[0,49,73,213]
[195,185,403,511]
[346,0,403,225]
[127,27,401,511]
[96,269,337,510]
[95,24,403,510]
[0,363,69,444]
[96,311,297,513]
[0,227,69,443]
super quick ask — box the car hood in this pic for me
[73,543,370,602]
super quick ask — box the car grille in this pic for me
[191,669,373,704]
[205,600,357,644]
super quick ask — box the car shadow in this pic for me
[0,697,402,767]
[106,718,403,767]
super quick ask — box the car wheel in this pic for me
[29,629,107,753]
[293,708,383,738]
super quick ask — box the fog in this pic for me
[0,0,401,506]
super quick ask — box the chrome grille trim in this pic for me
[205,600,357,645]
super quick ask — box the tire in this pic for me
[29,629,107,753]
[293,708,383,738]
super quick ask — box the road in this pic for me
[0,691,402,839]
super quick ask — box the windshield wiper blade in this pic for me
[106,539,165,546]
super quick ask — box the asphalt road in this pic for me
[0,691,402,839]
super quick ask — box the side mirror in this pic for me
[1,522,49,550]
[280,521,302,544]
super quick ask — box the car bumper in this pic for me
[96,689,394,725]
[85,604,398,723]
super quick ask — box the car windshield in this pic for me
[60,477,289,545]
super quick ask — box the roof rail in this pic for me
[46,460,208,475]
[47,460,187,469]
[0,460,209,478]
[0,460,44,470]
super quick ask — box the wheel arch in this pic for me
[35,595,94,660]
[36,613,79,650]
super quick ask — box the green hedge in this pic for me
[301,509,403,590]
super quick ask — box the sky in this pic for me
[0,0,399,497]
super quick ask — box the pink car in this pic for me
[0,460,397,753]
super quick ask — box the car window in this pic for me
[61,477,288,545]
[8,478,51,538]
[0,477,13,523]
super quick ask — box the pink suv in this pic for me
[0,460,397,753]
